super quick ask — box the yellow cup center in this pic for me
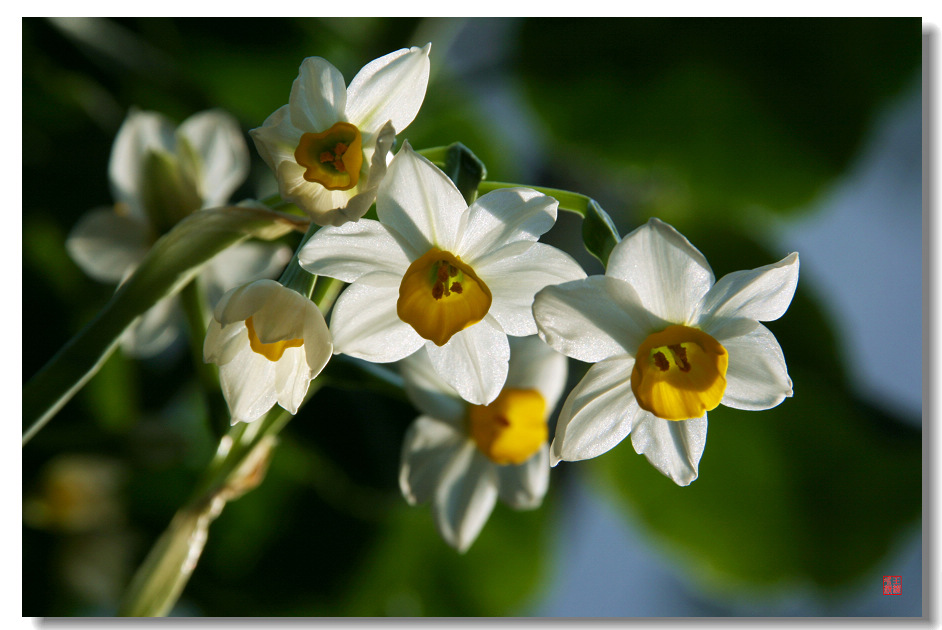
[294,121,363,191]
[397,248,492,346]
[468,388,547,465]
[245,316,303,362]
[630,324,728,420]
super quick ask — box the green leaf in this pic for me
[420,142,488,206]
[23,205,307,445]
[581,199,621,267]
[589,366,921,590]
[334,493,555,616]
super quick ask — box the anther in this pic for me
[669,344,691,372]
[653,351,670,371]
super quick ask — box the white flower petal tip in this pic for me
[533,217,798,485]
[251,47,431,225]
[398,335,559,550]
[204,279,332,423]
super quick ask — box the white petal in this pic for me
[120,294,182,358]
[177,109,249,207]
[329,271,425,363]
[457,188,558,262]
[376,144,467,255]
[476,241,587,337]
[273,159,352,222]
[630,413,707,486]
[533,276,663,364]
[249,105,302,175]
[716,322,793,411]
[66,208,150,283]
[251,286,317,344]
[505,336,569,411]
[109,110,176,219]
[203,319,248,367]
[425,316,510,406]
[298,219,410,282]
[399,416,466,505]
[399,348,467,423]
[696,252,800,324]
[432,443,498,553]
[345,45,431,134]
[214,279,283,327]
[300,299,334,380]
[496,445,550,510]
[202,241,291,308]
[550,355,638,465]
[218,346,278,423]
[289,57,347,132]
[274,345,313,415]
[606,217,714,324]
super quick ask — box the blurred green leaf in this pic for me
[583,221,920,591]
[590,366,920,590]
[334,494,554,616]
[517,18,920,222]
[23,206,307,445]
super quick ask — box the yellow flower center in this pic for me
[397,248,492,346]
[245,316,303,362]
[630,324,729,420]
[294,121,363,191]
[468,388,547,465]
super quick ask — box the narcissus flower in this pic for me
[298,145,585,405]
[66,109,290,357]
[533,218,798,486]
[399,336,566,552]
[203,280,332,424]
[250,45,431,227]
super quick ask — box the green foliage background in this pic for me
[22,17,921,616]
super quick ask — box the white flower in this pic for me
[533,218,799,486]
[398,336,567,552]
[203,280,332,424]
[298,144,586,405]
[66,109,291,357]
[250,45,431,227]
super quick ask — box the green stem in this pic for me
[178,279,229,439]
[477,181,592,216]
[118,382,317,617]
[476,181,621,267]
[416,145,450,166]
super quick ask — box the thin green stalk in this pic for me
[178,279,229,439]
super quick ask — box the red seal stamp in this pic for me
[883,576,901,595]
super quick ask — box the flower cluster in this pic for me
[73,45,800,553]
